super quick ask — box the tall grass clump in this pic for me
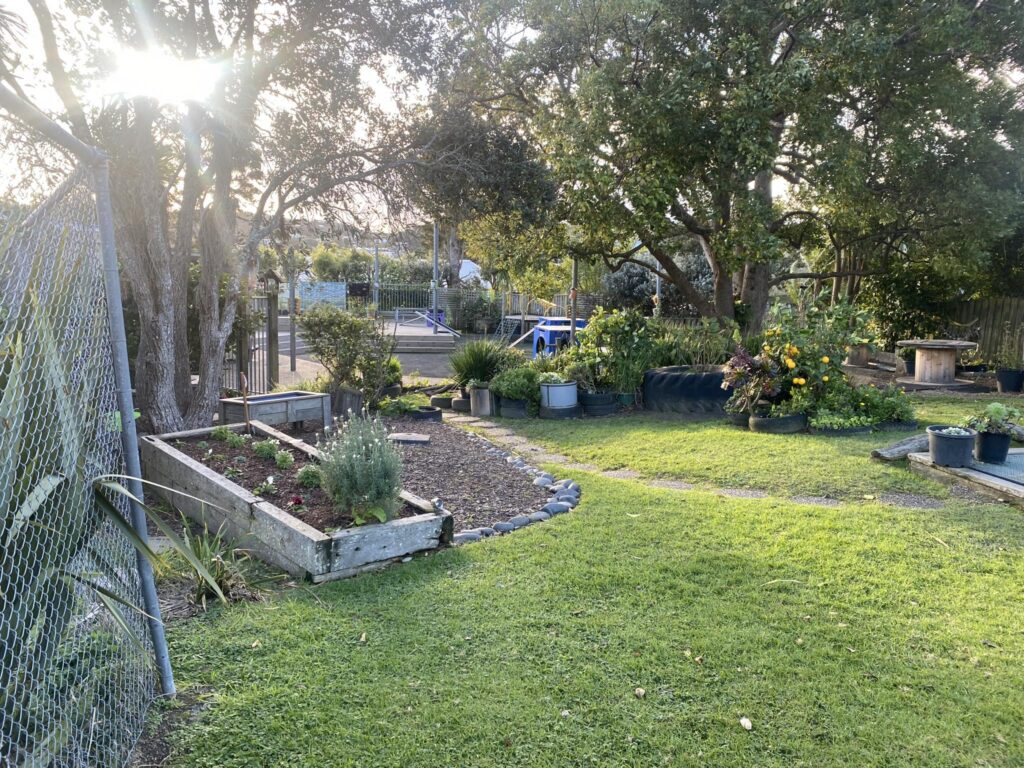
[319,412,401,525]
[449,340,522,387]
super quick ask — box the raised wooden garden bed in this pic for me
[139,420,452,582]
[219,390,331,427]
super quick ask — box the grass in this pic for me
[499,394,1023,501]
[159,392,1024,766]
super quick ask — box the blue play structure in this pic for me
[532,317,588,358]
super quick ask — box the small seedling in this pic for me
[210,453,227,463]
[296,464,322,489]
[252,476,276,496]
[275,450,295,470]
[224,467,242,480]
[225,432,248,449]
[210,425,233,442]
[196,440,210,450]
[253,439,279,460]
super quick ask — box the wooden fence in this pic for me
[953,297,1024,360]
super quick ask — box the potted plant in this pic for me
[926,425,977,468]
[992,322,1024,393]
[538,372,578,409]
[491,366,540,419]
[562,357,617,416]
[749,400,808,434]
[721,346,782,428]
[468,378,494,417]
[449,340,521,415]
[643,319,734,414]
[964,402,1021,464]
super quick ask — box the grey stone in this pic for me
[551,479,572,489]
[508,514,532,529]
[528,511,552,523]
[477,527,497,537]
[542,501,572,515]
[554,494,579,508]
[453,532,482,544]
[493,521,516,533]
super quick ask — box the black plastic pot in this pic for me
[996,368,1024,394]
[957,364,988,374]
[748,413,807,434]
[642,366,730,414]
[430,395,454,409]
[975,431,1012,464]
[379,383,402,399]
[926,425,976,468]
[408,405,443,422]
[616,392,637,407]
[726,412,749,427]
[499,398,528,419]
[903,357,916,376]
[580,391,618,417]
[451,397,471,413]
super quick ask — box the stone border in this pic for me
[443,431,582,545]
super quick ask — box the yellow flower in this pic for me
[821,356,830,364]
[822,375,829,382]
[793,377,804,386]
[859,402,865,407]
[785,357,796,369]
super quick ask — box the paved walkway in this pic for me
[442,412,988,510]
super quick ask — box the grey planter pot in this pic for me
[469,387,494,417]
[927,425,977,468]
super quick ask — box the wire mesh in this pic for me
[0,164,154,767]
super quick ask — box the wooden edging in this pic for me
[907,450,1024,508]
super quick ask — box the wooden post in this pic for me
[267,290,280,389]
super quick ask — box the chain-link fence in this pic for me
[0,158,156,764]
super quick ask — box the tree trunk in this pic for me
[739,169,773,333]
[447,224,463,284]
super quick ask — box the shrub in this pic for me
[656,318,736,367]
[274,450,295,470]
[377,393,430,416]
[253,439,279,460]
[575,308,659,393]
[491,365,541,409]
[384,357,403,387]
[174,516,257,609]
[449,340,517,387]
[964,402,1021,435]
[296,464,322,489]
[319,414,402,525]
[297,305,397,405]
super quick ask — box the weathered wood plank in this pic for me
[872,433,928,461]
[331,513,448,571]
[399,489,436,513]
[908,451,1024,507]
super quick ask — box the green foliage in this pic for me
[211,425,233,442]
[273,375,331,394]
[225,432,248,450]
[274,451,295,471]
[808,412,876,431]
[490,365,541,408]
[449,340,521,387]
[655,318,735,367]
[964,402,1022,436]
[574,308,660,394]
[252,476,276,497]
[310,244,373,283]
[295,464,322,490]
[172,516,255,610]
[253,439,280,461]
[319,414,401,525]
[377,393,431,416]
[297,305,397,405]
[993,322,1024,369]
[384,357,403,387]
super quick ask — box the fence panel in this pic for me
[954,298,1024,360]
[223,294,271,394]
[0,166,154,766]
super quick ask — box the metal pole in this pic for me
[432,221,439,335]
[373,239,380,311]
[570,257,579,345]
[289,275,297,373]
[92,157,176,697]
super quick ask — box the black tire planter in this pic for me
[748,413,807,434]
[430,395,454,409]
[996,369,1024,394]
[809,424,873,436]
[539,404,582,420]
[379,383,402,399]
[927,425,976,468]
[876,419,919,432]
[499,399,528,419]
[580,391,618,417]
[451,397,471,413]
[975,431,1012,464]
[408,405,443,422]
[642,366,730,414]
[726,412,750,427]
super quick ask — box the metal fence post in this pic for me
[91,157,176,697]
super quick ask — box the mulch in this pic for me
[283,418,550,532]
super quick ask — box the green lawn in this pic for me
[499,394,1022,501]
[158,393,1024,767]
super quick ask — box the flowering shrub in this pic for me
[319,412,401,525]
[722,346,782,414]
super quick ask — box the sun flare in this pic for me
[103,48,221,105]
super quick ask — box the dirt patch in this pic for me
[130,689,211,767]
[284,419,551,532]
[170,435,416,532]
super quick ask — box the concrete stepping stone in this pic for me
[564,462,599,472]
[790,495,841,507]
[648,479,696,491]
[601,469,641,479]
[717,488,769,499]
[388,432,430,445]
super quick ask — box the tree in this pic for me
[454,0,1024,331]
[17,0,446,431]
[311,245,374,283]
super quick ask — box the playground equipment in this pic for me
[529,317,588,358]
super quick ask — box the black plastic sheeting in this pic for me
[642,366,730,414]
